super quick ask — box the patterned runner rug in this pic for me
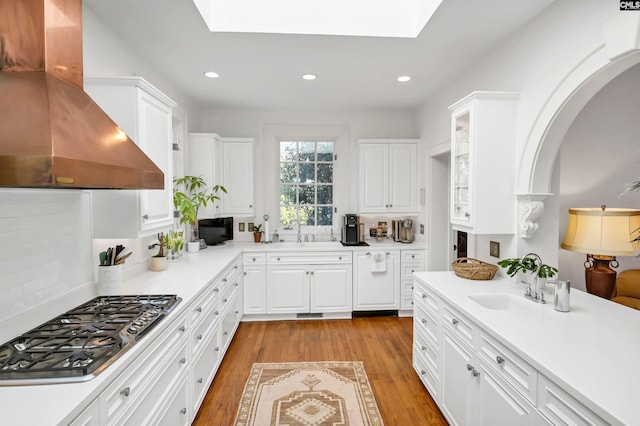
[234,361,384,426]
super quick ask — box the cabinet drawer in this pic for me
[537,375,607,426]
[193,327,222,412]
[442,303,474,347]
[414,325,438,376]
[402,281,414,295]
[401,294,414,310]
[101,314,188,423]
[402,264,422,280]
[413,283,439,317]
[477,330,537,403]
[267,251,352,264]
[413,347,438,400]
[116,342,189,426]
[192,307,220,356]
[413,303,439,344]
[402,250,424,263]
[191,285,220,327]
[154,376,190,426]
[244,252,266,264]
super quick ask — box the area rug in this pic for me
[233,361,384,426]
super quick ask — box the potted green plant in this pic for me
[173,175,226,252]
[150,232,168,271]
[253,224,263,243]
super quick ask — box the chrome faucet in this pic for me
[521,253,546,304]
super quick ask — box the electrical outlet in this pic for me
[239,222,245,232]
[420,224,425,235]
[490,241,500,258]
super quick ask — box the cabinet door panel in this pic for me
[221,140,254,214]
[440,330,474,426]
[267,266,309,313]
[353,252,399,310]
[358,144,388,213]
[187,134,218,218]
[388,143,417,212]
[243,267,267,314]
[310,265,352,312]
[477,362,538,426]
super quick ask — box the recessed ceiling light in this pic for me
[302,74,317,81]
[204,71,220,78]
[397,75,411,82]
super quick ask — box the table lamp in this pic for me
[560,206,640,299]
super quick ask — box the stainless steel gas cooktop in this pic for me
[0,294,181,386]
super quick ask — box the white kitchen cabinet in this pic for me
[449,91,518,234]
[400,249,424,311]
[188,133,254,217]
[266,252,352,315]
[85,77,177,238]
[537,375,607,426]
[69,398,100,426]
[243,253,267,314]
[353,250,400,310]
[358,140,418,214]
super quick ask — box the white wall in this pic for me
[416,0,626,275]
[557,64,640,290]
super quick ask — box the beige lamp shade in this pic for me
[561,208,640,256]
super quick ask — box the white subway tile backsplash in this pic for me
[0,189,95,339]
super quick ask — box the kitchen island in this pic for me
[413,271,640,426]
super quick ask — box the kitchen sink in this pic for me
[468,294,525,311]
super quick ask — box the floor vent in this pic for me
[296,313,323,319]
[352,310,398,318]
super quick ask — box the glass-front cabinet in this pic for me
[449,91,519,234]
[452,110,471,224]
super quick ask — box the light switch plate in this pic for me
[420,224,424,235]
[490,241,500,258]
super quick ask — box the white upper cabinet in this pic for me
[449,92,518,234]
[85,77,177,238]
[358,140,418,214]
[220,138,254,215]
[188,134,254,218]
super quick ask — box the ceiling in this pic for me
[84,0,556,111]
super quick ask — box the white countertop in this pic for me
[0,239,424,425]
[414,271,640,426]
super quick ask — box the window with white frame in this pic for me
[279,140,334,228]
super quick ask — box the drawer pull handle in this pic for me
[234,265,239,269]
[472,369,480,378]
[421,319,427,325]
[421,345,427,351]
[339,256,342,260]
[197,378,203,384]
[178,326,186,332]
[214,310,219,315]
[411,269,415,273]
[180,408,187,415]
[214,288,219,293]
[452,318,459,326]
[235,310,239,314]
[421,293,427,299]
[142,214,149,220]
[235,282,239,287]
[179,357,186,364]
[244,272,247,276]
[196,307,203,313]
[120,387,131,397]
[496,356,505,365]
[252,257,256,261]
[277,257,281,261]
[223,331,228,336]
[197,334,203,340]
[421,369,426,375]
[223,298,228,303]
[466,364,473,371]
[222,278,227,282]
[412,254,415,259]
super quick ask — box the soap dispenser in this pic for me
[549,279,570,312]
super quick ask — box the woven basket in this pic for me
[451,257,498,281]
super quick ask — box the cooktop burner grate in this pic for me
[0,294,181,385]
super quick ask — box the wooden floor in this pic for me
[192,316,447,425]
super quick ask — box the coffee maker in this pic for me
[341,214,362,245]
[392,218,415,243]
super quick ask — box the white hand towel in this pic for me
[371,252,387,272]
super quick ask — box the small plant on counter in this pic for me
[253,224,263,243]
[497,254,558,279]
[153,232,167,258]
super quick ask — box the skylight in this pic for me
[191,0,443,38]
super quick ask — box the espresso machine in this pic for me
[392,218,414,243]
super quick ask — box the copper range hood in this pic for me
[0,0,164,189]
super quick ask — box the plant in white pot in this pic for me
[150,232,168,271]
[173,175,226,252]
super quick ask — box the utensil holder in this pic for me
[98,264,122,285]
